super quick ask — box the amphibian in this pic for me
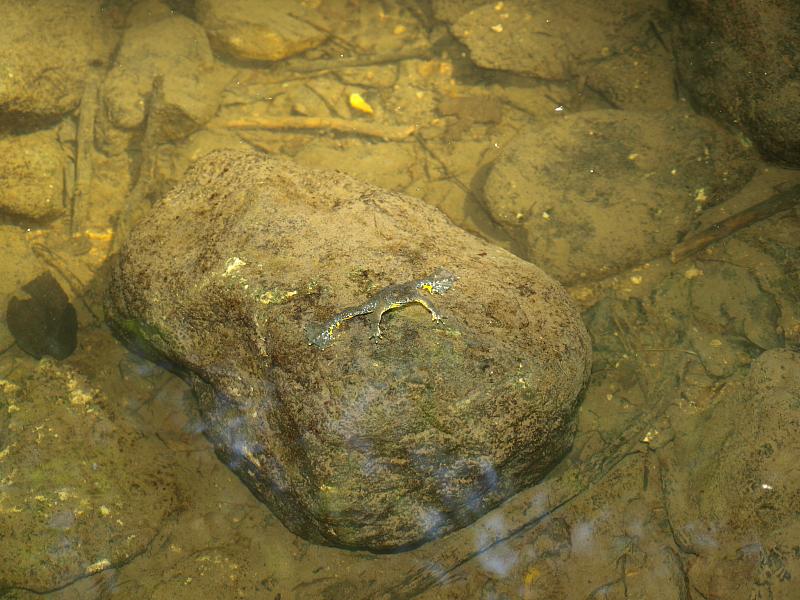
[307,268,457,349]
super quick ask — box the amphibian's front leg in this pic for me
[367,294,445,343]
[415,295,444,321]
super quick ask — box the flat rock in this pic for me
[0,0,113,124]
[0,361,181,592]
[0,128,67,221]
[106,150,592,551]
[672,0,800,166]
[483,109,755,283]
[196,0,329,62]
[451,0,658,80]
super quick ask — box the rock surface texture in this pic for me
[659,348,800,598]
[106,150,592,551]
[671,0,800,166]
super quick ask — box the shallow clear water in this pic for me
[1,1,799,599]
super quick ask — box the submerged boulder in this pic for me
[106,150,591,551]
[483,109,755,283]
[671,0,800,166]
[0,0,113,124]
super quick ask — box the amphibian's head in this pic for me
[426,267,457,294]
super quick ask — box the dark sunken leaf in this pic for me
[6,271,78,360]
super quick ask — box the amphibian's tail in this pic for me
[305,322,333,349]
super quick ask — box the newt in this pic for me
[306,268,457,349]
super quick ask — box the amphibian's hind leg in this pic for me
[368,305,390,342]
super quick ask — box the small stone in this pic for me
[0,129,67,221]
[196,0,329,62]
[101,13,227,139]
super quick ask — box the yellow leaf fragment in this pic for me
[349,93,374,115]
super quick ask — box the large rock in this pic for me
[671,0,800,166]
[0,361,181,592]
[483,109,755,283]
[106,150,592,551]
[0,0,113,124]
[196,0,329,62]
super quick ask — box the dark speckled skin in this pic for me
[307,268,457,348]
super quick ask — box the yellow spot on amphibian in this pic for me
[349,93,374,115]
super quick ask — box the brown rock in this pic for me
[483,109,755,283]
[671,0,800,166]
[196,0,329,62]
[0,128,67,221]
[0,0,113,124]
[659,348,800,599]
[101,12,228,138]
[106,150,592,551]
[451,0,661,81]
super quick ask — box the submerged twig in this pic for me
[70,77,99,236]
[671,182,800,262]
[211,115,416,141]
[283,45,431,74]
[113,76,167,251]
